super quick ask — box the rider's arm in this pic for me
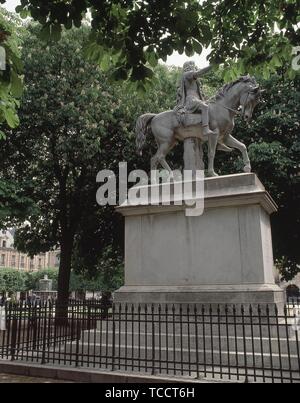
[193,65,212,79]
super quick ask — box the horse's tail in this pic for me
[135,113,156,156]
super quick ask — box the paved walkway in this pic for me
[0,373,73,383]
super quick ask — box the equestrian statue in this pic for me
[135,61,263,177]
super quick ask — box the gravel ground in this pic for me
[0,373,74,383]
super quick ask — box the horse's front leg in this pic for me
[207,130,219,177]
[224,134,251,173]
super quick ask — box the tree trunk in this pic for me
[55,235,73,325]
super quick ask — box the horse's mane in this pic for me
[215,75,257,100]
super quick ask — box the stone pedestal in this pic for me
[114,173,284,309]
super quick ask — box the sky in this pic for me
[2,0,209,68]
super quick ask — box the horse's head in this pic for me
[240,81,264,123]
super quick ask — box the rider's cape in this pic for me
[174,74,205,126]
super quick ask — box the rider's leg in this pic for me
[198,102,214,136]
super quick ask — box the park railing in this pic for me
[0,300,299,383]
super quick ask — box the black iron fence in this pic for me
[0,300,300,383]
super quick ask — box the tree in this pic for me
[3,0,299,83]
[0,268,26,296]
[0,7,23,135]
[0,8,31,228]
[0,26,178,313]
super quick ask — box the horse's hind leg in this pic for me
[157,142,174,174]
[151,139,175,181]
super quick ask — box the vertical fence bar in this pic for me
[233,305,239,381]
[180,305,183,376]
[112,304,116,371]
[6,302,12,360]
[225,305,231,380]
[241,305,248,383]
[257,305,265,383]
[81,301,85,367]
[137,304,140,373]
[187,305,191,377]
[249,305,256,382]
[26,303,32,362]
[131,305,134,372]
[145,304,148,373]
[151,304,155,375]
[283,305,293,383]
[217,305,222,379]
[294,304,300,382]
[75,318,81,368]
[209,305,215,379]
[165,305,169,375]
[86,304,91,366]
[10,315,17,362]
[41,301,48,365]
[266,305,274,383]
[201,305,207,378]
[194,305,199,379]
[17,303,21,357]
[124,304,128,371]
[274,305,283,383]
[158,304,162,375]
[172,304,176,375]
[19,301,25,361]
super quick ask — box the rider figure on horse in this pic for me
[174,61,214,137]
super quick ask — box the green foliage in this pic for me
[0,179,36,228]
[0,7,23,132]
[0,9,28,226]
[3,0,299,82]
[73,245,124,293]
[0,268,26,294]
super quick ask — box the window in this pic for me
[2,240,6,248]
[20,256,25,268]
[38,258,42,269]
[11,255,16,267]
[0,254,5,266]
[30,258,34,270]
[55,254,60,267]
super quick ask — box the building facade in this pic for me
[0,230,60,272]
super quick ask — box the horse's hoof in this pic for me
[244,165,251,173]
[207,171,219,177]
[217,143,233,152]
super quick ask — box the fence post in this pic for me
[41,302,48,365]
[75,320,81,368]
[10,317,17,361]
[112,305,116,371]
[32,304,38,350]
[151,304,155,375]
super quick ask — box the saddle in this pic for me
[174,111,233,152]
[174,111,206,141]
